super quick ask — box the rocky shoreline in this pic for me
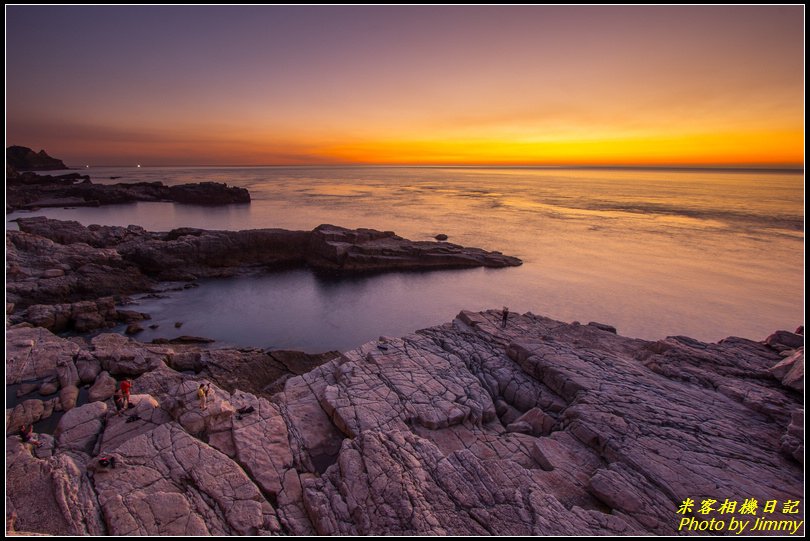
[5,309,803,535]
[7,166,251,211]
[3,158,803,535]
[7,217,522,332]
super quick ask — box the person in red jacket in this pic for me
[120,379,132,409]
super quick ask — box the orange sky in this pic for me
[6,6,805,167]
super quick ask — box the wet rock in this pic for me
[116,309,150,323]
[168,335,215,344]
[125,323,144,335]
[435,233,449,241]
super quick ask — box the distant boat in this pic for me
[137,164,142,168]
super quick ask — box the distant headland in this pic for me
[6,145,68,171]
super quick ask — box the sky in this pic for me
[5,6,805,167]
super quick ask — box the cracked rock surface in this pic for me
[5,309,803,535]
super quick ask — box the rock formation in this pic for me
[7,218,522,327]
[6,145,67,171]
[5,310,803,535]
[7,170,251,210]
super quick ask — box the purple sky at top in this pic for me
[6,5,804,165]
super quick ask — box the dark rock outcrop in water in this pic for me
[7,167,251,210]
[7,218,522,323]
[5,310,803,535]
[6,145,68,171]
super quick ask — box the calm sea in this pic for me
[7,166,804,352]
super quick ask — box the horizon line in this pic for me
[66,163,805,172]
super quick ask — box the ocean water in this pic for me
[7,166,804,352]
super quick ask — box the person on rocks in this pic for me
[502,306,509,328]
[19,424,42,447]
[120,378,132,409]
[198,382,211,411]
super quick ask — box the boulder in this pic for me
[125,323,144,335]
[54,401,108,454]
[57,359,80,388]
[39,379,60,396]
[59,385,80,412]
[765,330,804,350]
[88,371,117,402]
[7,399,58,432]
[6,326,80,384]
[76,354,102,384]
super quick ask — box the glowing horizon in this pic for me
[6,6,805,168]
